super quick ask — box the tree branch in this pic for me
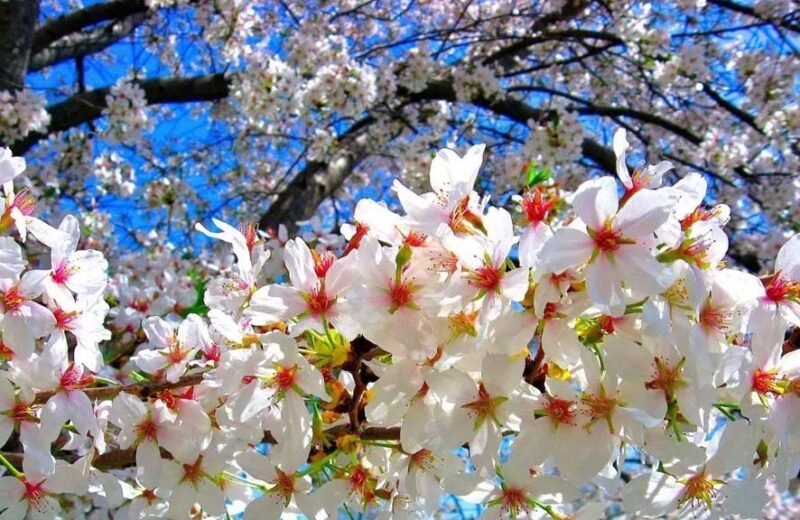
[32,0,148,54]
[0,425,401,472]
[259,81,618,231]
[0,0,40,90]
[32,370,208,405]
[29,12,147,72]
[410,80,618,172]
[12,73,230,154]
[482,0,593,67]
[708,0,800,34]
[258,116,375,233]
[702,82,764,135]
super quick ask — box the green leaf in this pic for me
[180,279,210,317]
[526,163,551,187]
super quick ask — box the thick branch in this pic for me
[29,12,147,72]
[411,81,617,172]
[259,81,618,231]
[258,117,375,233]
[12,73,230,154]
[32,0,148,54]
[483,0,592,67]
[0,0,40,90]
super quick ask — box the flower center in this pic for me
[542,302,559,320]
[501,487,529,516]
[141,488,158,504]
[305,286,333,316]
[680,207,716,231]
[645,356,687,399]
[448,196,483,234]
[581,393,617,422]
[765,274,800,303]
[135,417,159,442]
[462,382,506,426]
[130,298,150,313]
[402,231,428,247]
[23,478,48,507]
[239,222,259,252]
[388,279,414,310]
[274,365,297,390]
[680,471,718,508]
[59,365,93,391]
[271,468,295,504]
[344,222,369,255]
[410,449,435,472]
[349,465,375,502]
[1,286,25,312]
[167,345,187,364]
[471,265,502,292]
[181,458,205,486]
[592,222,625,253]
[542,396,577,427]
[8,400,36,423]
[448,310,479,338]
[53,308,77,330]
[751,368,782,396]
[521,187,556,225]
[598,315,617,334]
[203,343,221,364]
[51,262,71,285]
[699,303,730,332]
[11,189,37,216]
[0,339,13,361]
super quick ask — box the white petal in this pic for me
[572,177,619,230]
[614,189,673,238]
[539,228,594,274]
[613,128,632,189]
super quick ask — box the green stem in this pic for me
[222,471,266,490]
[298,449,339,477]
[530,499,563,519]
[0,452,22,477]
[359,440,400,450]
[93,375,121,387]
[322,318,337,350]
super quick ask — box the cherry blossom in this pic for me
[0,132,798,519]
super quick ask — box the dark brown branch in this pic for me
[484,29,623,67]
[32,370,207,405]
[482,0,592,67]
[12,73,230,154]
[702,82,764,135]
[29,12,147,72]
[0,0,40,90]
[32,0,148,54]
[409,80,618,172]
[708,0,800,34]
[12,69,618,232]
[509,85,704,145]
[258,116,376,233]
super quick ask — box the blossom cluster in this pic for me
[1,135,800,519]
[101,80,152,145]
[0,89,49,143]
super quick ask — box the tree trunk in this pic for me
[0,0,40,90]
